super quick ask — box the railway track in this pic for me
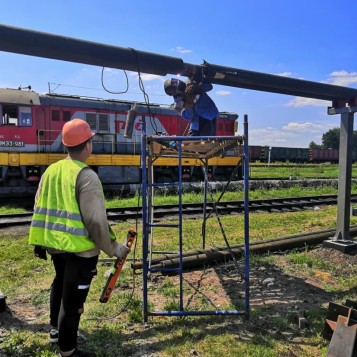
[1,194,356,229]
[0,177,347,207]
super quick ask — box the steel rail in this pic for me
[1,194,357,229]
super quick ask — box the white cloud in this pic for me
[285,70,357,107]
[170,46,193,54]
[327,70,357,86]
[215,90,231,95]
[286,97,329,107]
[249,127,295,143]
[245,120,337,147]
[274,139,287,142]
[282,122,324,132]
[140,74,162,81]
[276,71,293,77]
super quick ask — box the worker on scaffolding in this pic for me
[164,68,219,136]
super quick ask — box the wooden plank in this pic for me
[327,321,356,357]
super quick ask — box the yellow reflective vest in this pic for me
[29,159,111,252]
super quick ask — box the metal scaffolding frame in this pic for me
[140,116,250,321]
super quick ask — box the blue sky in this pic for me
[1,0,356,147]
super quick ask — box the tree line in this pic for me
[309,128,357,150]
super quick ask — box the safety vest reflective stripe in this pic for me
[34,207,83,222]
[78,284,90,290]
[31,219,88,237]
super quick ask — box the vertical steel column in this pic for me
[177,140,184,311]
[335,111,354,241]
[323,110,357,253]
[243,115,250,320]
[141,114,149,322]
[147,145,155,270]
[202,160,208,249]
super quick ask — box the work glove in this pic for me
[114,244,130,260]
[34,245,47,260]
[183,93,196,109]
[174,100,184,111]
[185,83,205,95]
[173,96,184,113]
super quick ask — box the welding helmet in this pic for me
[164,78,186,96]
[62,118,95,147]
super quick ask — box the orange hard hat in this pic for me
[62,118,95,147]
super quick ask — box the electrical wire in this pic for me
[88,49,170,321]
[205,161,242,218]
[89,49,156,321]
[87,189,142,321]
[200,163,243,278]
[128,48,159,134]
[48,81,168,98]
[100,67,129,95]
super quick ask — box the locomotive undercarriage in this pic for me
[0,165,40,196]
[0,162,241,198]
[153,165,241,183]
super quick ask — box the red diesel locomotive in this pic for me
[0,88,240,196]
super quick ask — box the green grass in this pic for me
[248,162,357,179]
[1,184,348,215]
[104,182,357,212]
[1,184,356,356]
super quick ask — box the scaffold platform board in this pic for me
[148,135,243,160]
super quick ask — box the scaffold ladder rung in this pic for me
[147,223,180,228]
[148,266,181,273]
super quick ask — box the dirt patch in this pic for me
[2,246,356,321]
[136,244,357,356]
[1,237,356,357]
[312,246,357,268]
[145,246,356,311]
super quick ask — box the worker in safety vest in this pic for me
[29,118,129,357]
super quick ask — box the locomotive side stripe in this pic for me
[1,153,240,166]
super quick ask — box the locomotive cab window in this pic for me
[1,105,32,126]
[1,104,18,126]
[18,106,32,126]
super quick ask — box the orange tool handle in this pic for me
[99,229,137,303]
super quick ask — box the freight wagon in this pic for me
[309,148,339,162]
[249,145,353,163]
[270,147,309,162]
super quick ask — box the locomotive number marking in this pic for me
[0,140,25,147]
